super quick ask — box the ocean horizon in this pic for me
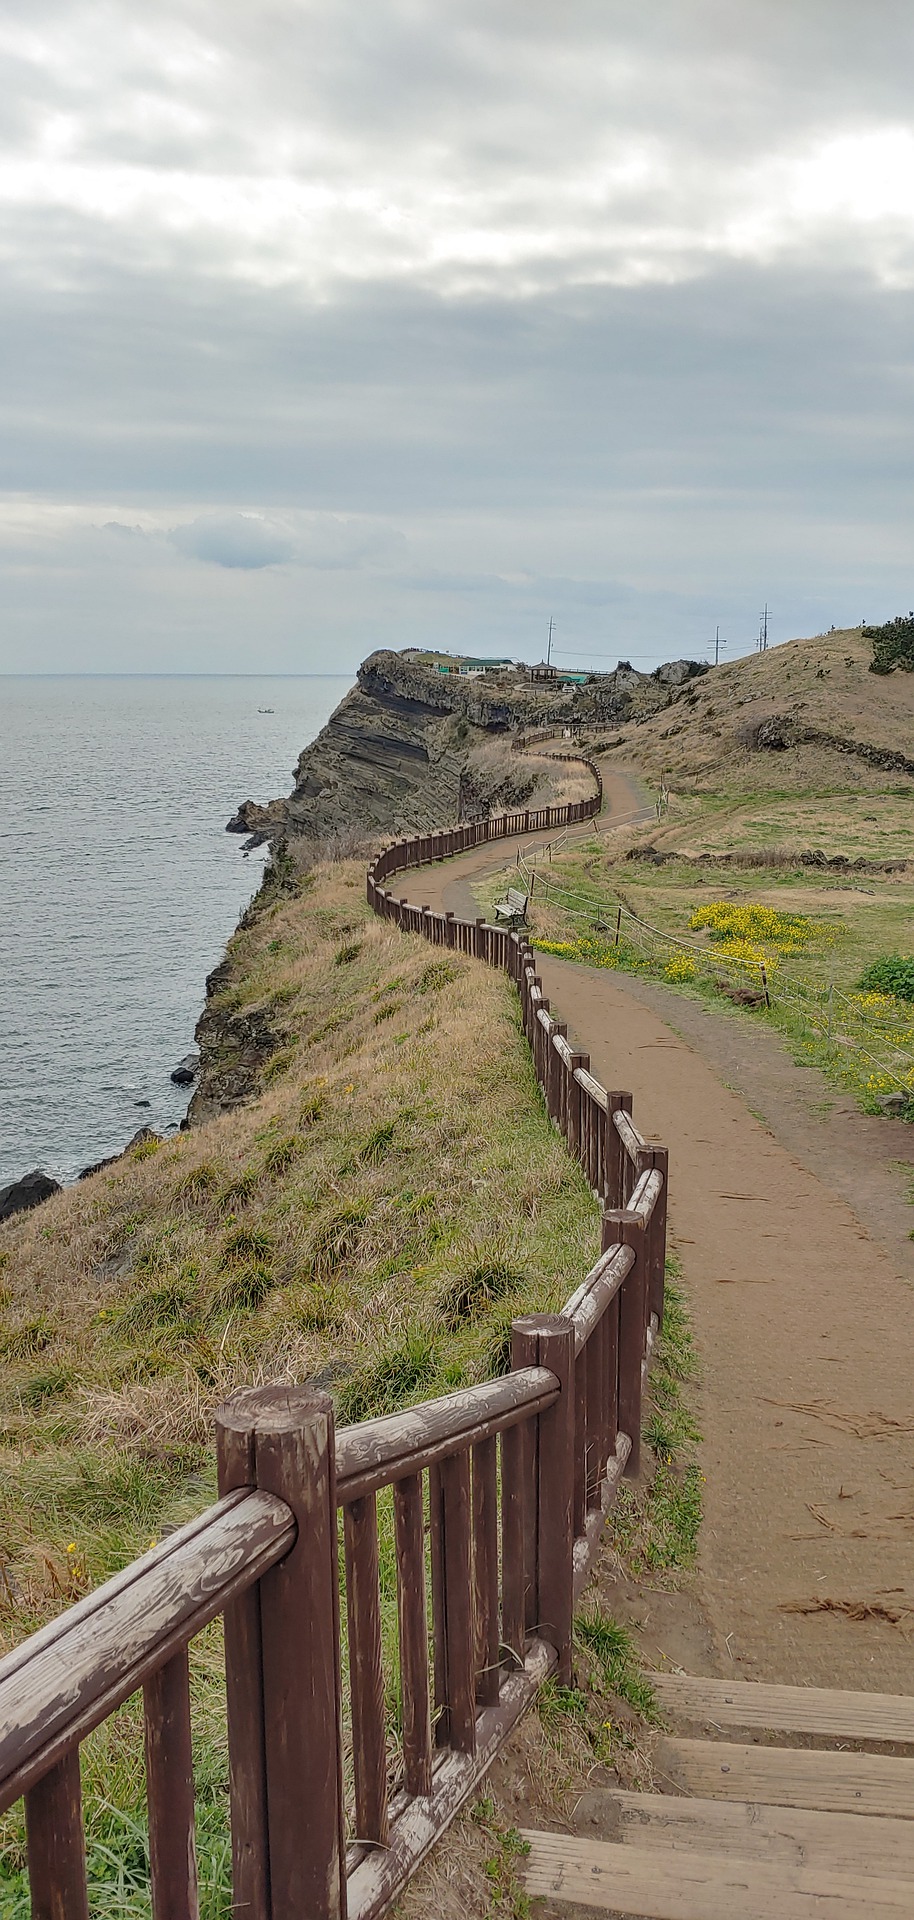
[0,673,350,1187]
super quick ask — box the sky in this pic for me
[2,0,914,674]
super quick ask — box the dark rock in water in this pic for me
[135,1098,151,1108]
[170,1053,199,1086]
[0,1170,61,1221]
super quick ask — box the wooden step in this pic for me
[651,1673,914,1745]
[595,1790,914,1875]
[657,1737,914,1818]
[521,1830,914,1918]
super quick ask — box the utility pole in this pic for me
[546,615,555,666]
[758,604,770,653]
[713,624,727,667]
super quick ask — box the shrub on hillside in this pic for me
[858,954,914,1003]
[863,613,914,675]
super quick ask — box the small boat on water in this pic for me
[257,707,275,713]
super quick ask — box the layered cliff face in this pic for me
[227,648,704,849]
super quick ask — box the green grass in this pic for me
[606,1262,703,1577]
[513,841,914,1111]
[0,853,603,1896]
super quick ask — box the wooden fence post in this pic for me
[604,1092,632,1209]
[648,1146,669,1325]
[600,1213,645,1478]
[217,1387,347,1920]
[511,1315,575,1683]
[566,1052,588,1163]
[25,1753,91,1920]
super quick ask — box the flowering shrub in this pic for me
[716,938,775,971]
[689,900,824,955]
[664,953,698,983]
[858,954,914,1003]
[536,935,624,969]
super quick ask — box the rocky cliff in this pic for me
[227,648,705,849]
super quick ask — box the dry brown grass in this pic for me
[0,855,599,1630]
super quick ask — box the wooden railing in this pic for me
[1,781,668,1920]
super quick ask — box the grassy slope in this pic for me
[476,628,914,1112]
[0,854,602,1907]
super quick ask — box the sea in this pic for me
[0,676,351,1188]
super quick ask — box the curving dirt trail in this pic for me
[412,770,914,1693]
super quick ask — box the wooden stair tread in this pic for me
[595,1790,914,1873]
[651,1673,914,1744]
[656,1737,914,1817]
[521,1829,914,1917]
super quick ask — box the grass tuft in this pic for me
[337,1331,438,1423]
[219,1226,274,1269]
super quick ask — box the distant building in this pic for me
[401,649,516,677]
[459,656,515,677]
[529,660,559,682]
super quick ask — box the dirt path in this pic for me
[412,785,914,1694]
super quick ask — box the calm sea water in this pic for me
[0,676,350,1187]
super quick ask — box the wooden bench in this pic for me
[493,887,529,925]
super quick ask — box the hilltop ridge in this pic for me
[603,624,914,793]
[226,646,707,850]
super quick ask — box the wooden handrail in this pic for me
[6,772,671,1920]
[613,1105,647,1164]
[335,1367,559,1500]
[0,1489,293,1815]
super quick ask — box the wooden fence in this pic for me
[2,781,668,1920]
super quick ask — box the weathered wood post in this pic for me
[566,1052,588,1163]
[217,1387,347,1920]
[549,1023,567,1124]
[601,1213,645,1478]
[649,1146,669,1325]
[510,1315,576,1683]
[604,1092,632,1209]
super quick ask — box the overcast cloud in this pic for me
[2,0,914,672]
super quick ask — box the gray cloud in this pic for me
[1,3,914,669]
[168,512,297,569]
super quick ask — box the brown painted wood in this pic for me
[428,1463,448,1737]
[239,1386,347,1920]
[344,1496,389,1846]
[144,1646,199,1920]
[606,1092,634,1208]
[0,1489,293,1818]
[588,1314,609,1505]
[527,1317,576,1683]
[573,1335,588,1540]
[216,1409,271,1920]
[335,1367,557,1501]
[25,1750,90,1920]
[499,1421,526,1670]
[393,1475,432,1797]
[346,1639,555,1920]
[440,1451,476,1754]
[471,1438,500,1707]
[648,1145,669,1323]
[604,1209,646,1476]
[509,1320,541,1637]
